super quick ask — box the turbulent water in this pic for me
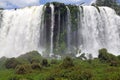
[78,6,120,57]
[0,5,120,57]
[0,5,44,57]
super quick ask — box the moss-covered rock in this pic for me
[17,51,42,64]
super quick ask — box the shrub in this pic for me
[18,50,42,64]
[15,64,32,74]
[41,59,48,67]
[80,70,93,80]
[98,48,108,62]
[60,56,74,69]
[31,58,40,64]
[98,48,118,63]
[5,58,20,69]
[31,63,42,70]
[15,65,26,74]
[67,68,93,80]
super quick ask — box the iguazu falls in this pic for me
[1,0,120,80]
[0,2,120,58]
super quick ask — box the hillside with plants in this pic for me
[1,49,120,80]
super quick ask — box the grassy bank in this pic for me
[0,49,120,80]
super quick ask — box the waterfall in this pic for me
[66,6,72,53]
[39,6,46,51]
[77,6,120,57]
[0,4,120,58]
[50,4,54,56]
[0,5,44,57]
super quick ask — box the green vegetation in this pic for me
[41,58,49,67]
[60,56,74,69]
[5,58,21,69]
[0,49,120,80]
[67,5,79,31]
[17,51,42,64]
[44,2,68,55]
[44,2,82,55]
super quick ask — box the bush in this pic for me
[80,70,93,80]
[15,64,32,74]
[15,65,26,74]
[5,58,20,69]
[98,48,108,62]
[98,48,118,63]
[68,69,93,80]
[31,58,40,64]
[31,63,42,70]
[18,50,42,64]
[60,57,74,69]
[41,59,48,67]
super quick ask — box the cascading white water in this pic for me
[77,6,120,57]
[0,5,44,57]
[50,4,54,56]
[66,6,72,53]
[0,4,120,58]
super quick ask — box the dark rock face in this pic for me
[44,2,79,56]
